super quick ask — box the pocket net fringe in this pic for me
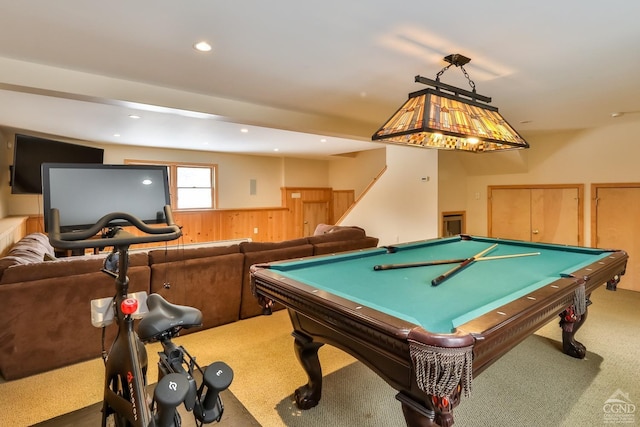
[409,340,473,398]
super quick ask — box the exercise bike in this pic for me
[47,206,233,427]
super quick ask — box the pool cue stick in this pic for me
[431,244,498,287]
[374,258,468,270]
[475,252,540,261]
[372,251,540,271]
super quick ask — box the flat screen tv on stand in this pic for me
[41,163,171,234]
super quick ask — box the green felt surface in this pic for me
[269,236,611,333]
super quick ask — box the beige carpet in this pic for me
[1,286,638,426]
[0,308,355,427]
[274,336,602,426]
[272,283,640,427]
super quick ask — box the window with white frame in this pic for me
[175,165,213,209]
[125,160,217,210]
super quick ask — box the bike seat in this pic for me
[138,293,203,342]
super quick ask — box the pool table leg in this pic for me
[559,294,591,359]
[400,403,439,427]
[397,391,458,427]
[292,331,324,409]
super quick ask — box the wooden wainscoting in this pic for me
[281,187,332,238]
[174,208,291,243]
[332,190,355,224]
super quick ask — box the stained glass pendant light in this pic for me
[372,54,529,153]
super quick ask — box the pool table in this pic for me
[250,235,627,427]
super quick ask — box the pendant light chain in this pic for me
[436,62,476,93]
[459,65,476,93]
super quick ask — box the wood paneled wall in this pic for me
[174,208,290,243]
[332,190,355,224]
[23,187,354,247]
[281,187,333,239]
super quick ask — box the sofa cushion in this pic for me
[313,236,380,256]
[0,266,150,380]
[150,253,245,331]
[0,252,148,285]
[239,238,310,253]
[148,245,240,265]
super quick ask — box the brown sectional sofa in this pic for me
[148,245,246,331]
[0,226,378,380]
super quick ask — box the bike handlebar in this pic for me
[47,205,182,250]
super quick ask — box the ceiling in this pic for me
[1,1,639,159]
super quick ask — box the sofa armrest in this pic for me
[0,233,56,281]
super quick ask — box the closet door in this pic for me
[489,186,582,245]
[530,188,579,245]
[489,188,531,241]
[593,185,640,292]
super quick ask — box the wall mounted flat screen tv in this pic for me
[11,134,104,194]
[42,163,171,232]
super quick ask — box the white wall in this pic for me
[281,157,329,187]
[341,145,439,246]
[328,148,386,198]
[439,119,640,245]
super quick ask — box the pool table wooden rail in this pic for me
[461,249,627,374]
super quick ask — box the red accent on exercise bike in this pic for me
[122,298,138,315]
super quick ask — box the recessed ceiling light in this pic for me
[113,133,121,137]
[240,128,249,133]
[320,138,327,143]
[194,41,212,52]
[273,148,279,152]
[129,114,141,119]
